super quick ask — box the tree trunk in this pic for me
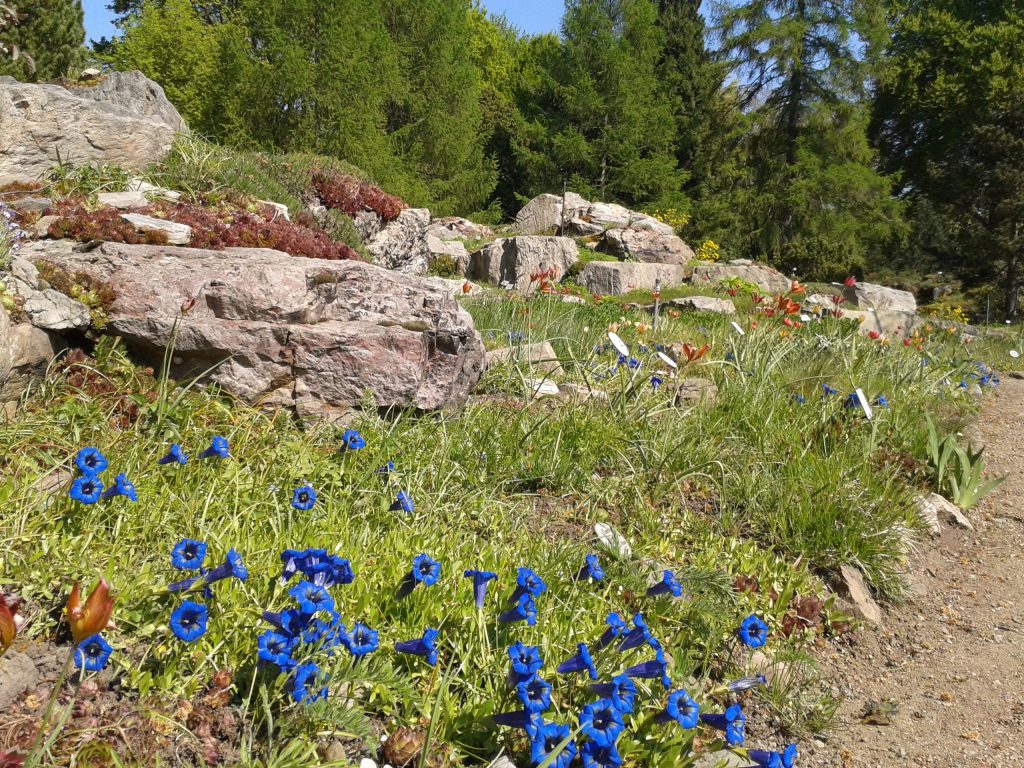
[1007,251,1020,322]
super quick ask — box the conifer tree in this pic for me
[0,0,85,81]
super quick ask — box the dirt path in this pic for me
[804,378,1024,768]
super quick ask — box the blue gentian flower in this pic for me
[257,630,296,668]
[843,392,861,409]
[650,375,663,391]
[508,642,543,679]
[617,354,627,367]
[291,485,317,511]
[874,395,890,408]
[579,699,625,748]
[699,703,746,747]
[617,614,651,652]
[516,675,552,713]
[627,357,640,369]
[302,616,346,649]
[202,436,229,459]
[340,429,365,451]
[589,674,636,714]
[321,555,355,588]
[530,722,577,768]
[395,627,439,666]
[262,608,312,638]
[376,461,395,475]
[509,567,546,604]
[623,648,671,688]
[821,384,839,397]
[727,674,767,693]
[738,614,769,649]
[345,622,379,657]
[464,569,498,609]
[411,554,441,587]
[594,613,628,651]
[656,689,699,728]
[390,490,414,513]
[74,634,113,672]
[492,710,544,730]
[157,443,188,466]
[556,643,598,680]
[725,351,736,362]
[792,394,806,405]
[171,548,247,592]
[498,593,537,626]
[169,600,208,643]
[291,662,328,704]
[74,448,108,476]
[289,581,335,616]
[577,554,604,582]
[69,476,104,504]
[750,745,798,768]
[100,473,137,502]
[279,549,306,583]
[172,539,207,571]
[646,570,682,598]
[580,743,623,768]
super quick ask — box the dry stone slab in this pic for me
[486,341,562,376]
[97,190,149,209]
[600,228,694,265]
[468,236,578,292]
[691,262,791,295]
[581,261,685,296]
[840,308,927,340]
[674,377,718,407]
[839,564,882,625]
[668,296,736,315]
[120,213,192,245]
[843,281,917,313]
[28,240,486,419]
[927,492,974,531]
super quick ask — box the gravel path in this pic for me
[804,378,1024,768]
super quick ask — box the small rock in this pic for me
[125,179,181,202]
[914,495,942,536]
[0,651,39,709]
[21,288,91,330]
[486,757,518,768]
[668,296,736,315]
[120,213,192,245]
[6,197,51,213]
[97,190,150,209]
[693,750,750,768]
[78,67,102,81]
[674,377,718,407]
[359,759,377,768]
[557,382,609,404]
[259,200,290,220]
[486,341,562,376]
[561,294,587,305]
[529,379,560,398]
[840,564,883,625]
[927,493,974,531]
[31,215,60,237]
[594,522,632,559]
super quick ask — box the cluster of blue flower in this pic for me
[68,447,138,505]
[166,541,249,645]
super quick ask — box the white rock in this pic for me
[839,564,882,625]
[259,200,290,220]
[594,522,632,559]
[97,190,149,209]
[927,492,975,531]
[487,341,562,375]
[359,759,377,768]
[120,213,192,245]
[126,178,181,201]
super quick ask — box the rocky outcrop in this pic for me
[0,71,187,185]
[668,296,736,315]
[580,262,686,296]
[842,282,918,313]
[691,262,791,295]
[24,241,486,419]
[513,193,674,237]
[600,228,695,265]
[0,305,62,407]
[7,255,91,331]
[513,193,590,235]
[426,217,494,244]
[468,236,578,291]
[366,208,431,275]
[840,308,926,340]
[425,236,469,275]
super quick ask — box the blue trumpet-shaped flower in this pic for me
[320,555,355,588]
[74,634,113,672]
[699,703,746,746]
[594,613,628,651]
[508,642,543,679]
[289,581,334,616]
[291,485,317,511]
[843,392,861,409]
[262,608,312,639]
[617,614,651,652]
[498,593,537,626]
[556,643,598,680]
[345,622,379,657]
[291,662,328,704]
[390,490,414,514]
[257,630,296,668]
[170,600,208,643]
[170,548,247,593]
[158,443,188,465]
[577,554,604,582]
[579,699,625,748]
[302,616,346,650]
[623,648,671,689]
[395,627,439,666]
[646,570,682,598]
[821,384,839,397]
[411,553,441,586]
[749,745,799,768]
[279,549,306,583]
[656,689,699,729]
[650,375,663,391]
[530,722,577,768]
[792,394,806,405]
[74,448,108,476]
[69,476,104,505]
[516,675,552,714]
[202,436,229,459]
[726,674,767,693]
[509,567,546,604]
[172,539,207,571]
[738,614,769,649]
[589,674,636,714]
[100,473,137,503]
[874,395,890,408]
[464,569,497,609]
[492,710,544,731]
[375,460,395,475]
[580,743,623,768]
[340,429,365,451]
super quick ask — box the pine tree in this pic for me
[0,0,85,81]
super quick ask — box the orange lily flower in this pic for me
[461,281,472,294]
[66,578,116,643]
[751,293,765,305]
[790,280,806,295]
[682,343,711,363]
[0,598,17,657]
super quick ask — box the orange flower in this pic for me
[462,281,472,295]
[789,280,806,295]
[682,343,710,363]
[751,293,765,305]
[0,599,17,657]
[66,578,116,643]
[776,295,801,315]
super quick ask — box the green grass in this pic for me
[0,290,1007,767]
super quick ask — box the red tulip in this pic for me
[868,331,882,340]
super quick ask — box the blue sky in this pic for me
[82,0,563,42]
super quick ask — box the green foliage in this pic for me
[925,415,1005,510]
[0,0,85,81]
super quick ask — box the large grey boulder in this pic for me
[600,228,695,265]
[468,236,578,291]
[840,308,927,340]
[514,193,590,235]
[425,235,469,276]
[366,208,430,275]
[27,241,486,419]
[581,261,686,296]
[426,217,494,243]
[0,306,62,405]
[691,262,791,295]
[842,281,917,313]
[0,71,187,185]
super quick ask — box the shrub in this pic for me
[428,254,459,278]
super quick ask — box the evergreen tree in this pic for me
[0,0,85,81]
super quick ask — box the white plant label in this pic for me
[855,387,873,420]
[657,351,678,369]
[1010,350,1020,359]
[608,331,630,357]
[731,321,745,336]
